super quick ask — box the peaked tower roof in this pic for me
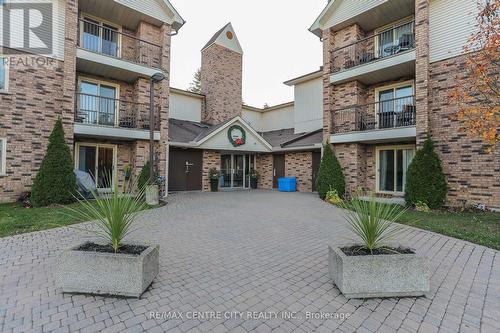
[202,23,243,54]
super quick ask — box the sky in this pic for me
[169,0,327,108]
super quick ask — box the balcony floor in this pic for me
[76,48,162,83]
[74,123,161,141]
[330,50,416,85]
[330,126,416,144]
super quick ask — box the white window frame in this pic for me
[0,138,6,176]
[375,144,416,195]
[374,80,415,128]
[0,56,9,93]
[77,76,121,126]
[79,13,122,58]
[374,16,415,58]
[74,142,118,192]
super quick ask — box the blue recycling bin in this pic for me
[278,177,296,192]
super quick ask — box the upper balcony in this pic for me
[330,95,416,144]
[330,21,415,85]
[74,93,161,141]
[76,18,164,82]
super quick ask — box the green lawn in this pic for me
[396,210,500,250]
[0,201,163,238]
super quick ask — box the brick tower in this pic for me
[200,23,243,125]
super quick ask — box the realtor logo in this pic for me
[2,2,53,54]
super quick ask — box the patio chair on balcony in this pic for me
[397,34,414,52]
[358,52,374,64]
[344,59,356,69]
[396,105,416,126]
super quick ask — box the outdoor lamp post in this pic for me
[149,72,166,184]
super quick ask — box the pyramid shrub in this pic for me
[316,143,346,200]
[31,119,77,207]
[405,136,448,209]
[138,161,151,190]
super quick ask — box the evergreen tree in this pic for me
[316,143,345,200]
[187,68,202,94]
[31,119,77,207]
[138,161,151,190]
[405,136,448,209]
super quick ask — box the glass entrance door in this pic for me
[233,155,244,188]
[220,154,255,189]
[221,155,232,188]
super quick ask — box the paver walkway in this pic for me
[1,191,499,333]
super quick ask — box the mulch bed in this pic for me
[341,245,415,256]
[75,242,148,255]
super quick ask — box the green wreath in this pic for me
[227,125,246,147]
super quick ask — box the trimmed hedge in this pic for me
[31,119,77,207]
[316,143,345,200]
[405,137,448,209]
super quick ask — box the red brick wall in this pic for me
[285,152,313,192]
[202,150,221,191]
[428,55,500,208]
[256,154,273,189]
[201,44,243,124]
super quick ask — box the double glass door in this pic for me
[221,154,256,189]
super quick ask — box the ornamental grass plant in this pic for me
[342,197,407,254]
[65,174,148,253]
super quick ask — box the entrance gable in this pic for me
[196,117,272,152]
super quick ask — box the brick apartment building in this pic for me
[0,0,184,202]
[0,0,498,209]
[310,0,499,208]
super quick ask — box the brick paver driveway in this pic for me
[1,191,499,333]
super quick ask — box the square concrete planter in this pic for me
[57,243,159,298]
[329,244,430,299]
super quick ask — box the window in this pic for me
[0,56,8,92]
[375,82,415,129]
[0,138,6,175]
[375,19,414,58]
[81,15,120,57]
[376,146,415,194]
[77,78,119,126]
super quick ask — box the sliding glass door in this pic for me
[77,143,116,191]
[78,80,118,126]
[377,146,415,194]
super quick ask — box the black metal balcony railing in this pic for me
[331,95,416,134]
[331,21,415,73]
[75,93,160,131]
[77,19,162,68]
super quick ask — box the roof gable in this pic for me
[196,117,272,152]
[202,23,243,54]
[309,0,387,36]
[114,0,185,31]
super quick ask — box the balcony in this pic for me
[74,93,161,141]
[330,95,416,144]
[330,21,415,85]
[76,19,164,82]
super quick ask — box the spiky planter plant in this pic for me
[56,178,159,298]
[328,197,430,299]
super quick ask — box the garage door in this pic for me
[169,149,203,191]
